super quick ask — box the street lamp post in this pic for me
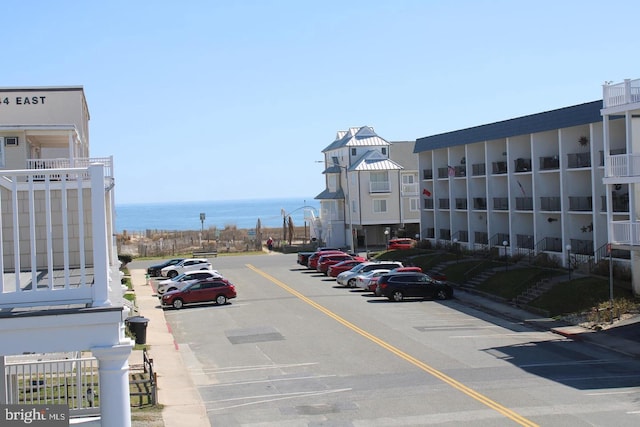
[502,240,509,271]
[566,244,572,280]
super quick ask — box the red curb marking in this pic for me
[166,322,172,333]
[174,340,179,350]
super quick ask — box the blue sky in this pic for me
[4,0,640,205]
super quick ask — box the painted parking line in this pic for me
[247,263,539,427]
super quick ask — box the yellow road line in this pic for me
[247,264,538,427]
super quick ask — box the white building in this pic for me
[315,126,419,250]
[414,80,640,296]
[0,86,132,426]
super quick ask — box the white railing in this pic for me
[26,156,114,179]
[5,354,100,416]
[603,78,640,108]
[0,164,111,309]
[370,181,391,193]
[611,221,640,246]
[401,183,418,195]
[605,153,640,178]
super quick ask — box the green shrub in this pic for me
[118,254,133,266]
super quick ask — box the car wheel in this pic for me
[390,291,404,302]
[172,298,184,309]
[216,295,227,305]
[436,290,449,300]
[348,278,356,288]
[168,270,178,279]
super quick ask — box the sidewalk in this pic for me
[453,286,640,359]
[129,269,210,427]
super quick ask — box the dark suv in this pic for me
[376,272,453,302]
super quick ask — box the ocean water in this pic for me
[115,197,320,233]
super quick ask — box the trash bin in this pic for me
[126,316,150,345]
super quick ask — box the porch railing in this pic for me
[26,156,114,179]
[0,164,111,309]
[603,78,640,108]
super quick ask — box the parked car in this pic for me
[297,247,340,266]
[336,261,403,288]
[156,270,222,295]
[355,269,391,291]
[328,259,365,278]
[147,258,185,277]
[317,253,363,275]
[161,278,236,309]
[160,258,212,278]
[387,238,417,250]
[376,272,453,301]
[307,250,346,270]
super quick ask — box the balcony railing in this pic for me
[439,198,450,209]
[606,153,640,178]
[567,152,591,168]
[492,161,507,174]
[423,198,434,209]
[540,196,561,211]
[0,164,111,310]
[568,196,592,211]
[26,157,114,179]
[515,197,533,210]
[603,78,640,108]
[425,228,435,238]
[402,183,418,195]
[474,231,488,245]
[600,194,629,212]
[611,221,640,246]
[439,229,451,240]
[539,156,560,170]
[471,163,486,176]
[422,169,433,180]
[514,158,531,172]
[473,197,487,210]
[455,198,467,209]
[493,197,508,210]
[370,181,390,193]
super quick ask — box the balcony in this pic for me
[471,163,486,176]
[493,197,508,210]
[539,156,560,170]
[402,182,418,195]
[603,78,640,108]
[514,158,531,172]
[600,194,629,212]
[515,197,533,210]
[473,197,487,210]
[474,231,488,245]
[0,164,113,310]
[422,169,433,180]
[569,238,594,255]
[423,198,434,209]
[599,148,626,167]
[370,181,390,193]
[568,196,592,211]
[540,196,561,211]
[27,157,114,179]
[492,161,507,174]
[611,221,640,246]
[439,198,450,209]
[605,153,640,178]
[455,198,467,209]
[516,234,534,249]
[567,152,591,168]
[439,229,451,240]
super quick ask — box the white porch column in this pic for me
[0,356,6,403]
[92,343,134,427]
[90,163,111,307]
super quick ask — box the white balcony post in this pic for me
[625,79,631,104]
[91,344,134,427]
[90,163,111,307]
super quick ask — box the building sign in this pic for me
[1,96,47,105]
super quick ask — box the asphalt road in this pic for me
[138,254,640,426]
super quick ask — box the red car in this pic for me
[328,259,365,278]
[161,278,236,310]
[307,250,345,270]
[387,238,417,250]
[317,253,356,274]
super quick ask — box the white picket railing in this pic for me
[0,163,111,309]
[603,78,640,108]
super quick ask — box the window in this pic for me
[4,137,18,146]
[410,198,419,211]
[382,147,387,155]
[351,199,357,214]
[370,171,390,193]
[402,174,415,184]
[373,199,387,213]
[351,148,356,156]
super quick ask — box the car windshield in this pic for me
[171,273,187,281]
